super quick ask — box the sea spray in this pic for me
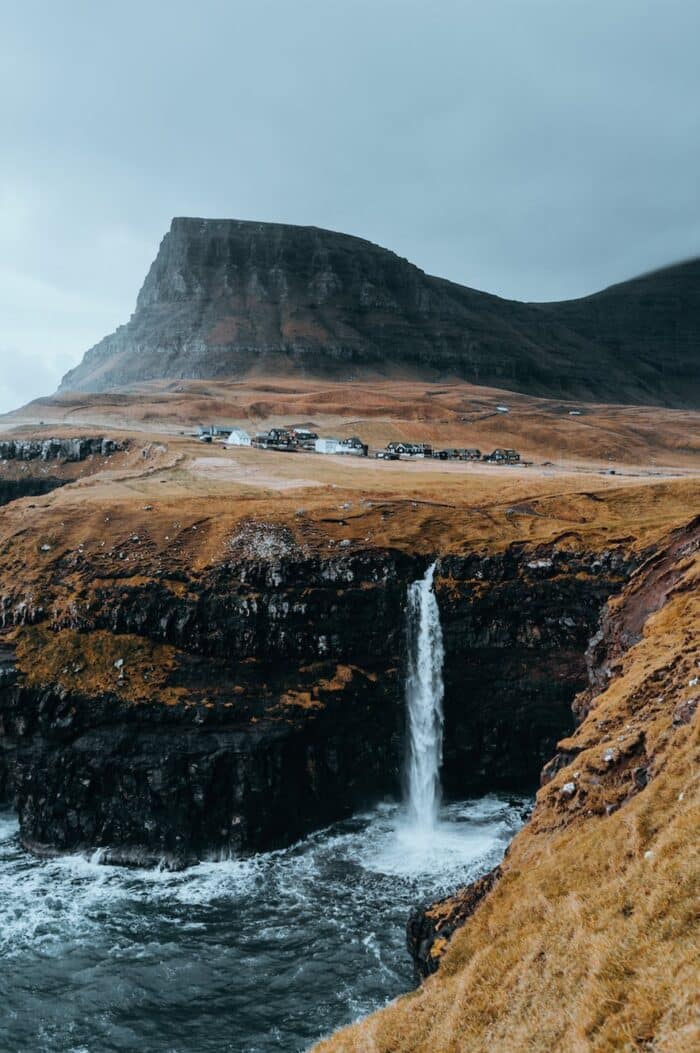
[405,561,445,831]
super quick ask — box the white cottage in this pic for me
[315,437,344,455]
[226,428,252,447]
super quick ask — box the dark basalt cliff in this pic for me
[0,542,631,867]
[59,218,700,406]
[0,437,128,507]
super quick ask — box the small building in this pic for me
[291,428,319,449]
[258,428,295,450]
[496,405,509,414]
[338,436,368,457]
[436,446,481,461]
[449,447,481,460]
[252,428,295,450]
[314,436,368,456]
[386,441,430,458]
[198,425,233,438]
[483,448,520,464]
[226,428,252,447]
[268,428,293,445]
[315,437,344,455]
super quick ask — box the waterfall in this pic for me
[405,561,445,832]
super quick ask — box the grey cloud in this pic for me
[1,0,699,413]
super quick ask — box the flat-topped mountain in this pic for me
[59,218,700,406]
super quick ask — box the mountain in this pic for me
[59,218,700,406]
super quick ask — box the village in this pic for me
[196,424,523,465]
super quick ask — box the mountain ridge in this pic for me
[59,218,700,406]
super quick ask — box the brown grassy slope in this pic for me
[4,378,699,469]
[313,527,700,1053]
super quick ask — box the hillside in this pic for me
[58,219,700,406]
[8,377,700,473]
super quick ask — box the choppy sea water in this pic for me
[0,797,527,1053]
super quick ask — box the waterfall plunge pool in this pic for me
[0,796,528,1053]
[1,564,530,1050]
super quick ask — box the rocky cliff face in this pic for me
[0,437,129,507]
[0,643,17,803]
[0,437,127,462]
[59,218,700,406]
[0,539,630,867]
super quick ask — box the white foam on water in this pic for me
[0,796,528,1052]
[355,797,519,884]
[369,818,501,878]
[0,813,19,842]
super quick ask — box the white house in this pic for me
[315,437,344,455]
[226,428,252,447]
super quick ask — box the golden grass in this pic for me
[15,627,186,706]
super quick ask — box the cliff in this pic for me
[314,516,700,1052]
[0,540,630,866]
[58,218,700,407]
[0,436,129,507]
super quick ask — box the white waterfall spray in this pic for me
[404,561,445,832]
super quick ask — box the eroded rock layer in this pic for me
[0,437,129,507]
[0,539,629,866]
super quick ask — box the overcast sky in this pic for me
[1,0,699,413]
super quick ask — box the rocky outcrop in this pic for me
[575,513,700,718]
[0,437,129,507]
[407,866,501,979]
[4,664,399,867]
[0,643,17,804]
[0,539,632,867]
[0,478,68,506]
[0,437,127,462]
[59,218,700,406]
